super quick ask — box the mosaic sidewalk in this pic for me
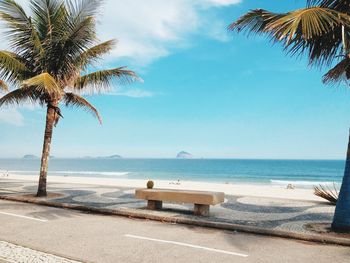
[0,241,80,263]
[0,179,338,237]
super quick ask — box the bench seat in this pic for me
[135,188,225,216]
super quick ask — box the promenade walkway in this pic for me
[0,178,348,245]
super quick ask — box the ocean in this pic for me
[0,159,344,189]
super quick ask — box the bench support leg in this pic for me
[194,204,210,216]
[147,200,163,210]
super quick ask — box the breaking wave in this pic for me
[4,170,129,177]
[270,180,340,188]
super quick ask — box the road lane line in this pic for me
[125,234,248,258]
[0,212,48,222]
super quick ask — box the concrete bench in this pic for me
[135,188,225,216]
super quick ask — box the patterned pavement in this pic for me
[0,179,336,235]
[0,241,80,263]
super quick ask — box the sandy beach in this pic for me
[2,174,323,202]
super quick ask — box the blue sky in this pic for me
[0,0,350,159]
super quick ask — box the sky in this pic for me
[0,0,350,159]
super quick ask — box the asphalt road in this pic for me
[0,200,348,263]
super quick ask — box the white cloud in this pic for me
[0,90,43,125]
[202,19,231,42]
[98,0,198,64]
[96,0,242,65]
[0,0,241,109]
[0,108,24,126]
[109,88,154,98]
[202,0,241,6]
[1,0,241,65]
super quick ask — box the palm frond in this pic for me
[22,73,61,96]
[0,0,137,117]
[49,6,99,77]
[0,51,26,70]
[59,40,116,87]
[0,51,27,81]
[314,183,339,205]
[63,0,103,53]
[63,14,96,47]
[322,56,350,84]
[75,40,116,69]
[267,7,346,42]
[63,92,102,124]
[66,0,102,22]
[74,67,139,94]
[60,0,102,55]
[0,86,44,107]
[0,0,29,26]
[287,26,344,66]
[57,15,96,63]
[229,9,283,35]
[0,80,8,92]
[307,0,350,13]
[30,0,63,40]
[269,7,350,66]
[230,7,350,67]
[0,0,43,57]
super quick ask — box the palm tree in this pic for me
[0,0,138,197]
[229,0,350,232]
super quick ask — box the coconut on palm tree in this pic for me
[0,0,138,197]
[229,0,350,232]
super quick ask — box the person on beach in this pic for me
[1,171,9,177]
[169,179,181,185]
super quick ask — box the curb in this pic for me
[1,194,349,247]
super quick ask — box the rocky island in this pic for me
[176,151,193,159]
[103,155,122,159]
[92,155,123,159]
[22,155,39,159]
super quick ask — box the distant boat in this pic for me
[176,151,193,159]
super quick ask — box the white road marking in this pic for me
[0,212,48,222]
[125,234,248,258]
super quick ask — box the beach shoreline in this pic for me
[1,174,324,202]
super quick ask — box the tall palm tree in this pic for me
[0,0,138,197]
[229,0,350,232]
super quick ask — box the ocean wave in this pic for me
[3,170,129,177]
[270,180,339,187]
[0,170,39,175]
[53,171,130,176]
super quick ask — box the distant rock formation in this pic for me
[81,155,122,159]
[22,155,39,159]
[176,151,193,159]
[104,155,122,159]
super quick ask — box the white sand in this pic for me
[2,174,323,202]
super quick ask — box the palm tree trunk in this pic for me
[36,102,57,197]
[332,129,350,232]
